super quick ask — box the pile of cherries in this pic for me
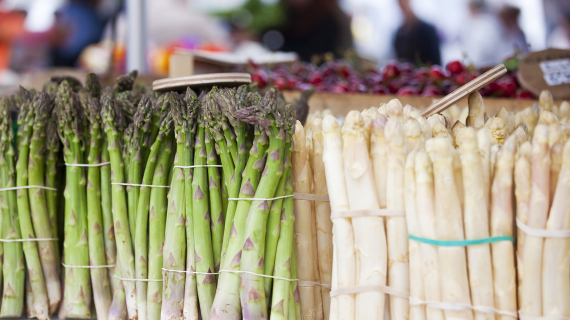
[241,60,534,99]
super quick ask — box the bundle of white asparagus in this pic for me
[314,89,570,320]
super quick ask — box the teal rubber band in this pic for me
[408,234,515,246]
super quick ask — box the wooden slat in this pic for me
[153,73,251,91]
[421,64,507,117]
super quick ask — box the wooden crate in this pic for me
[282,91,542,118]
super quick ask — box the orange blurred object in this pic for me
[0,10,26,70]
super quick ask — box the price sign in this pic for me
[518,48,570,100]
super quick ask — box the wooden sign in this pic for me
[517,48,570,100]
[421,64,507,118]
[153,73,251,92]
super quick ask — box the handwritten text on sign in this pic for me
[540,59,570,86]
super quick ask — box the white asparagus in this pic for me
[559,101,570,123]
[427,137,473,320]
[490,145,500,181]
[485,117,508,145]
[451,121,466,148]
[386,99,403,121]
[459,128,495,320]
[403,104,416,119]
[322,115,355,320]
[292,122,317,320]
[404,150,426,320]
[467,91,486,129]
[452,148,464,210]
[404,118,422,152]
[312,118,334,320]
[342,111,386,320]
[512,126,528,147]
[478,129,493,211]
[416,117,432,141]
[539,90,554,113]
[490,136,517,320]
[520,124,550,317]
[549,123,564,203]
[385,118,409,320]
[371,115,389,208]
[508,112,516,134]
[330,238,338,320]
[515,108,538,137]
[514,141,532,306]
[538,111,558,126]
[414,151,445,320]
[541,139,570,318]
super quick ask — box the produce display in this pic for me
[1,66,569,320]
[239,59,535,99]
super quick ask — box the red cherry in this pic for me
[399,62,414,74]
[251,70,268,89]
[308,72,324,85]
[516,90,535,99]
[446,60,464,75]
[297,83,314,92]
[388,78,405,94]
[383,63,401,79]
[274,77,288,91]
[445,85,459,95]
[429,65,448,80]
[372,84,389,94]
[454,72,475,86]
[397,86,419,96]
[349,83,368,93]
[332,82,349,94]
[412,67,429,82]
[287,76,299,90]
[421,86,442,97]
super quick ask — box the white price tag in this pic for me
[540,59,570,74]
[543,71,570,86]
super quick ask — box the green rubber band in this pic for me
[408,234,515,246]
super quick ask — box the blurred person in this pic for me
[50,0,105,67]
[394,0,441,66]
[0,5,26,70]
[461,0,505,67]
[266,0,353,61]
[499,5,528,54]
[548,1,570,49]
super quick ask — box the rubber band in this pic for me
[111,183,170,188]
[0,185,57,192]
[113,275,163,282]
[518,313,570,320]
[330,285,410,299]
[408,234,514,246]
[516,219,570,238]
[62,263,115,269]
[162,268,218,275]
[409,297,518,318]
[65,162,110,167]
[293,193,330,202]
[331,209,405,219]
[298,281,332,289]
[219,270,299,282]
[173,165,223,170]
[228,195,293,201]
[0,238,58,243]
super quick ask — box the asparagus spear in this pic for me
[84,96,113,320]
[521,125,550,318]
[290,239,302,320]
[193,107,217,319]
[182,89,200,320]
[127,96,154,245]
[28,92,61,314]
[542,139,570,318]
[459,128,495,320]
[205,128,225,275]
[322,114,355,320]
[101,137,118,291]
[371,114,388,209]
[109,257,128,320]
[17,91,50,320]
[101,90,138,320]
[161,92,189,320]
[45,117,61,271]
[57,82,92,318]
[270,167,294,320]
[146,119,174,320]
[490,136,517,320]
[0,98,25,318]
[514,141,531,306]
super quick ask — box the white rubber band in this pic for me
[330,285,410,299]
[298,281,332,289]
[0,238,58,243]
[0,185,57,192]
[516,219,570,238]
[293,193,330,202]
[162,268,218,275]
[228,195,293,201]
[331,209,405,219]
[65,162,111,167]
[111,183,170,188]
[62,263,115,269]
[519,313,570,320]
[173,165,223,170]
[410,298,518,318]
[219,270,299,282]
[113,275,163,282]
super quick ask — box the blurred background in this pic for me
[0,0,569,86]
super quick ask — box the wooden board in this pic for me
[518,48,570,100]
[282,91,540,118]
[153,73,251,91]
